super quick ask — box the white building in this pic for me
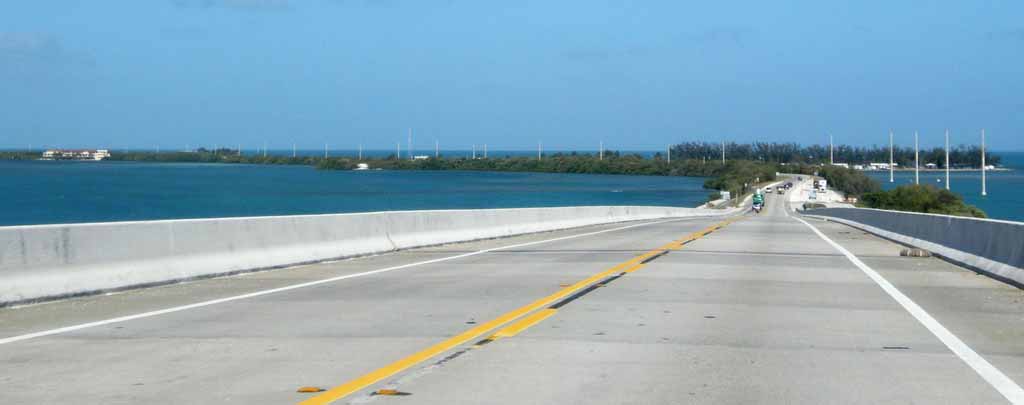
[41,149,110,161]
[868,163,896,170]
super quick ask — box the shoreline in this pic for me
[864,168,1012,173]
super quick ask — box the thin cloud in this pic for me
[0,32,94,76]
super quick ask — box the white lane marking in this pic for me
[795,216,1024,404]
[0,217,703,346]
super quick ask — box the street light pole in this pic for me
[945,129,950,190]
[982,129,987,196]
[914,131,919,185]
[889,130,894,183]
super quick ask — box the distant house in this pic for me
[41,149,110,161]
[925,163,938,169]
[832,163,849,169]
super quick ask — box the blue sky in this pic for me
[1,1,1021,151]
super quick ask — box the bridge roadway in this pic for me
[2,191,1024,404]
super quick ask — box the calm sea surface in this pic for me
[864,151,1024,222]
[4,152,1020,226]
[0,161,710,226]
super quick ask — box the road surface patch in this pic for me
[300,218,740,405]
[795,216,1024,404]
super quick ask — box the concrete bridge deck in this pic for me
[2,190,1023,404]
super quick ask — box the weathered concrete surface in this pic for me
[0,206,737,305]
[0,191,1022,404]
[804,207,1024,287]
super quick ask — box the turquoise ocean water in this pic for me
[3,152,1019,227]
[863,151,1023,222]
[0,161,709,226]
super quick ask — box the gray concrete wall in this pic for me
[803,207,1024,286]
[0,206,737,305]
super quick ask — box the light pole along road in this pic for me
[1,184,1023,404]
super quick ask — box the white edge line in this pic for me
[0,216,700,346]
[794,216,1024,404]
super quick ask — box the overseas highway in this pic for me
[2,189,1023,404]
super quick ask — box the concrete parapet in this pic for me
[0,206,738,305]
[803,207,1024,287]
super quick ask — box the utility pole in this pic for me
[472,144,476,159]
[599,141,603,160]
[914,131,919,185]
[396,142,400,160]
[483,144,488,159]
[358,144,363,160]
[538,141,542,160]
[324,143,328,158]
[237,144,241,156]
[889,130,894,183]
[293,143,296,158]
[945,129,950,190]
[982,129,987,196]
[721,140,725,164]
[829,134,834,165]
[666,145,671,164]
[408,128,413,160]
[435,140,439,158]
[263,141,267,158]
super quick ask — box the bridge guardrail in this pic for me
[0,206,740,306]
[802,207,1024,287]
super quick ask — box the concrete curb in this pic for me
[0,206,742,305]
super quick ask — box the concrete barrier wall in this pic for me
[803,207,1024,286]
[0,206,737,305]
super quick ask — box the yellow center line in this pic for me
[299,217,738,405]
[490,308,559,340]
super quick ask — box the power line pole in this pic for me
[435,140,439,158]
[358,144,363,160]
[324,143,328,158]
[889,130,894,183]
[263,141,267,158]
[666,144,671,164]
[472,144,476,159]
[292,143,296,158]
[408,128,413,160]
[981,128,987,196]
[721,140,725,164]
[537,141,542,160]
[396,142,400,160]
[483,144,488,159]
[914,131,919,185]
[599,140,603,160]
[829,134,834,165]
[945,129,950,190]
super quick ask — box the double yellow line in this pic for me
[299,217,740,405]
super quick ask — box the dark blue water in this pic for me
[0,161,709,226]
[864,151,1024,222]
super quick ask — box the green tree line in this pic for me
[859,185,986,218]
